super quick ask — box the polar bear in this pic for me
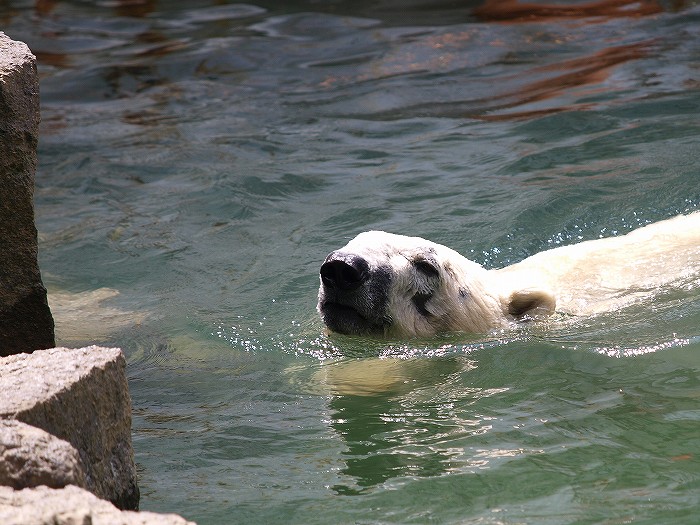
[317,212,700,338]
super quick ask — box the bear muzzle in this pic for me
[318,251,392,335]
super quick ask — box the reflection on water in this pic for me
[473,0,665,20]
[3,0,700,523]
[320,357,494,493]
[479,41,653,121]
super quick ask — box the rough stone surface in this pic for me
[0,32,55,356]
[0,486,196,525]
[0,346,139,510]
[0,420,87,490]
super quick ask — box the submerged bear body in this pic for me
[317,212,700,338]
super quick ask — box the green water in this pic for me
[4,1,700,523]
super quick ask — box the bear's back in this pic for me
[496,212,700,315]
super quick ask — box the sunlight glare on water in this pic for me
[3,0,700,523]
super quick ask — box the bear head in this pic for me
[317,231,555,338]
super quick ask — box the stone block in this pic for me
[0,485,196,525]
[0,32,55,355]
[0,419,87,490]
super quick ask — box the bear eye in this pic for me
[413,257,440,279]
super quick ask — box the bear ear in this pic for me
[506,289,556,321]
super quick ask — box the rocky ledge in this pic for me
[0,346,195,524]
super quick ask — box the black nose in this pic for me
[320,253,369,291]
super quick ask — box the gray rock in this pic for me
[0,420,87,490]
[0,485,196,525]
[0,346,139,510]
[0,32,55,356]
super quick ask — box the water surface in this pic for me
[3,1,700,523]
